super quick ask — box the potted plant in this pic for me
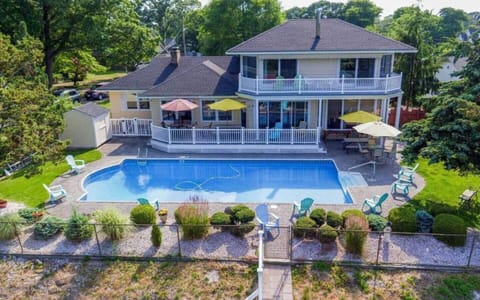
[32,210,45,221]
[0,199,7,209]
[158,208,168,223]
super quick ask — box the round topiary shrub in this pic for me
[367,214,387,231]
[341,209,366,227]
[309,208,326,225]
[293,216,317,239]
[387,206,417,233]
[326,211,342,228]
[151,224,162,247]
[64,211,93,242]
[210,212,232,230]
[317,224,338,244]
[234,207,255,224]
[130,204,156,225]
[432,214,467,247]
[230,223,256,237]
[416,210,434,233]
[33,216,65,240]
[426,202,458,216]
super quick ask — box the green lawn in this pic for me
[0,149,102,208]
[53,70,126,89]
[409,158,480,227]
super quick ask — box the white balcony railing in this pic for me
[239,73,402,95]
[151,125,321,145]
[111,119,152,136]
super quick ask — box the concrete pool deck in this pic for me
[46,137,425,222]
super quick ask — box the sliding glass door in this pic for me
[258,101,308,128]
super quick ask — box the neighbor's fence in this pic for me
[1,222,479,270]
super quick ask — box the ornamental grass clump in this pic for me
[33,216,65,240]
[130,204,156,225]
[344,215,369,256]
[93,208,130,241]
[64,211,93,242]
[0,213,23,241]
[341,209,366,227]
[175,196,209,240]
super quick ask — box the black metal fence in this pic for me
[1,221,479,269]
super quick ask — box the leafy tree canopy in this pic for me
[0,34,66,172]
[343,0,382,28]
[55,50,106,87]
[199,0,284,55]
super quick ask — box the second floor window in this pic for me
[263,59,297,79]
[340,58,375,78]
[242,56,257,78]
[380,55,393,77]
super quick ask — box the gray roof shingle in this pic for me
[99,56,239,94]
[140,60,238,97]
[227,19,417,54]
[73,102,109,117]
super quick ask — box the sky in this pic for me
[198,0,479,17]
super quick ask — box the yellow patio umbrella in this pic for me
[339,110,381,124]
[208,98,246,111]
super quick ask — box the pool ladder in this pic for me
[137,148,148,166]
[348,160,376,181]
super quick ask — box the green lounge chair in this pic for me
[43,183,67,203]
[398,163,419,183]
[293,197,314,217]
[362,193,388,214]
[137,198,159,210]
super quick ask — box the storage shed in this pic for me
[61,103,112,148]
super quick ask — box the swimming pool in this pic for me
[82,159,353,204]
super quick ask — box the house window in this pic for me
[263,59,297,79]
[242,56,257,78]
[125,93,150,110]
[258,101,308,128]
[340,58,375,78]
[380,55,393,77]
[201,100,232,121]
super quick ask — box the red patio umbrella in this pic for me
[160,98,198,111]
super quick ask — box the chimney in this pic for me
[315,8,322,39]
[170,47,181,64]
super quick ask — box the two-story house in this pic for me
[101,14,416,153]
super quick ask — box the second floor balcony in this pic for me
[238,73,402,96]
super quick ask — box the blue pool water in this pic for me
[82,159,353,204]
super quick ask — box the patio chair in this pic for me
[459,187,478,208]
[255,204,280,236]
[43,183,67,203]
[137,198,159,210]
[292,197,314,217]
[362,193,388,214]
[65,155,86,174]
[398,163,419,184]
[357,143,370,159]
[269,122,282,140]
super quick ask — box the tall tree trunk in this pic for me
[42,3,54,88]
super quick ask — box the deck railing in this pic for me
[111,119,152,136]
[239,73,402,95]
[151,125,321,145]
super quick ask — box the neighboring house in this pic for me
[100,14,416,153]
[436,56,467,83]
[61,103,112,148]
